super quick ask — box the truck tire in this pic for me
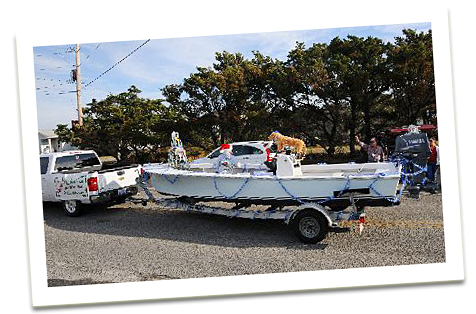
[290,209,329,244]
[62,200,83,217]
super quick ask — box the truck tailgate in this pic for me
[54,173,90,201]
[98,165,141,192]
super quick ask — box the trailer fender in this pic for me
[285,202,333,227]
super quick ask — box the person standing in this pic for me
[426,138,440,183]
[355,135,385,162]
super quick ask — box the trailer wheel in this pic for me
[290,209,328,244]
[62,200,83,217]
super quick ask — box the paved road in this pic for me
[43,192,445,287]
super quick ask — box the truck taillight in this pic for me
[87,177,98,192]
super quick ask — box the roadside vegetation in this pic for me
[55,29,436,164]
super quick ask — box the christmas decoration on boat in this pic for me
[168,131,188,169]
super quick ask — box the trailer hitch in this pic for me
[348,194,366,234]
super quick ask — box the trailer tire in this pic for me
[290,209,328,244]
[62,200,83,217]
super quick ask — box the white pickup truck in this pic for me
[40,150,142,216]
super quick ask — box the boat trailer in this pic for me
[129,177,371,244]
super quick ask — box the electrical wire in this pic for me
[83,39,150,89]
[84,43,102,61]
[36,40,149,96]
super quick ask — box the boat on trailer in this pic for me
[144,154,401,209]
[141,153,402,243]
[138,131,403,243]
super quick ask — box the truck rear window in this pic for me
[54,153,101,172]
[40,157,49,174]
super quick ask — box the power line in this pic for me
[34,47,75,95]
[83,39,150,89]
[78,43,103,67]
[84,43,102,61]
[54,51,74,66]
[36,77,73,84]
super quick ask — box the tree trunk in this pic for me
[221,128,226,144]
[349,103,357,156]
[363,101,372,141]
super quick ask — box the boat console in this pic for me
[276,154,302,177]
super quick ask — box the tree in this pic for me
[73,86,171,163]
[285,42,349,157]
[66,29,435,163]
[326,36,392,154]
[163,51,275,148]
[245,51,301,138]
[54,123,73,144]
[388,29,436,125]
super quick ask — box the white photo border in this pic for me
[16,3,463,307]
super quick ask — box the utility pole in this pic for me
[75,44,83,126]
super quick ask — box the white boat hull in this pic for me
[144,161,402,209]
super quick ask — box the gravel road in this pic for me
[43,191,445,287]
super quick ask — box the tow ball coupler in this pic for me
[349,194,366,234]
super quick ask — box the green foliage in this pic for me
[54,124,73,144]
[73,86,171,163]
[70,29,435,163]
[388,29,436,125]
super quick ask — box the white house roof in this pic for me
[38,130,58,139]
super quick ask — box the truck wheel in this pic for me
[62,200,82,217]
[290,209,328,244]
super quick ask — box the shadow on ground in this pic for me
[43,203,342,248]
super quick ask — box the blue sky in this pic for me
[33,22,431,130]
